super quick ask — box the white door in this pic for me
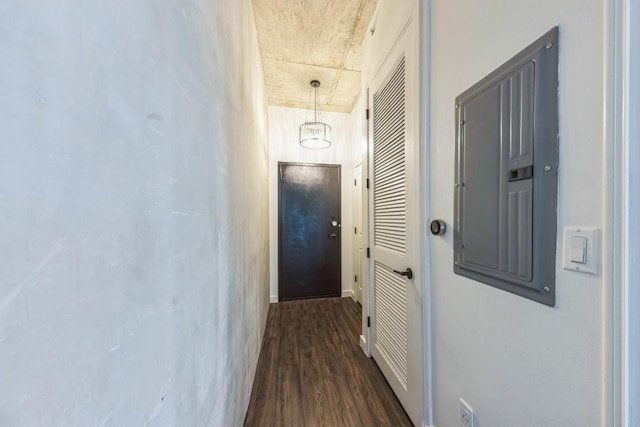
[367,17,422,426]
[353,163,363,302]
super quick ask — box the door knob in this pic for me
[392,267,413,280]
[328,233,337,238]
[430,219,446,236]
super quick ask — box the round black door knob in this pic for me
[430,219,446,236]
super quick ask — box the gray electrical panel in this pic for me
[454,27,559,306]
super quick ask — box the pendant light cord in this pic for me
[305,86,312,123]
[314,85,318,123]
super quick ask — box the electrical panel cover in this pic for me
[454,27,559,306]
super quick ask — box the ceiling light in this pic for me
[299,80,332,149]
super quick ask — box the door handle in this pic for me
[328,233,337,238]
[392,267,414,280]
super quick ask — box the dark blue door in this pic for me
[278,163,341,301]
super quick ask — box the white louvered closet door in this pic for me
[367,17,422,426]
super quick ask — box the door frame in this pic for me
[419,1,434,425]
[353,162,364,303]
[277,161,342,301]
[362,87,373,356]
[628,3,639,422]
[606,0,637,424]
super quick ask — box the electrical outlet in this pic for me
[459,398,474,427]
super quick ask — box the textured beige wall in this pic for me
[0,1,269,425]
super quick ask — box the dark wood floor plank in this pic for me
[330,317,365,377]
[347,372,395,426]
[244,335,279,426]
[299,346,334,427]
[316,326,348,379]
[323,373,364,427]
[278,302,300,366]
[352,354,414,426]
[296,301,315,359]
[340,298,362,335]
[245,297,413,427]
[275,366,304,427]
[365,362,415,426]
[266,303,281,339]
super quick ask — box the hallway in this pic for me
[2,1,636,425]
[244,298,412,426]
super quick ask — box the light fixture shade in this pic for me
[299,121,332,149]
[300,80,332,149]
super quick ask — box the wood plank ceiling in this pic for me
[252,0,378,113]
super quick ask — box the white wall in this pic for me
[361,0,417,89]
[268,106,354,301]
[350,97,366,167]
[429,1,607,426]
[0,2,270,426]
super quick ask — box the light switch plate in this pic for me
[562,227,599,275]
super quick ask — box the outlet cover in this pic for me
[459,398,474,427]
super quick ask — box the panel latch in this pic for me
[508,165,533,182]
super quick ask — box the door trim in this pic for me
[419,1,434,425]
[605,0,636,425]
[362,87,373,357]
[353,162,364,303]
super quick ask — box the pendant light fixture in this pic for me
[299,80,332,149]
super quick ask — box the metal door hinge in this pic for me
[366,179,370,189]
[366,108,370,120]
[354,179,357,186]
[355,275,358,283]
[366,248,370,258]
[367,316,371,327]
[354,227,357,234]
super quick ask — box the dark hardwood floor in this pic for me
[244,297,413,427]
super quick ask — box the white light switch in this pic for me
[562,227,599,275]
[570,236,587,263]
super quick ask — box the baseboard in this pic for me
[360,335,368,355]
[272,292,352,302]
[341,289,354,299]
